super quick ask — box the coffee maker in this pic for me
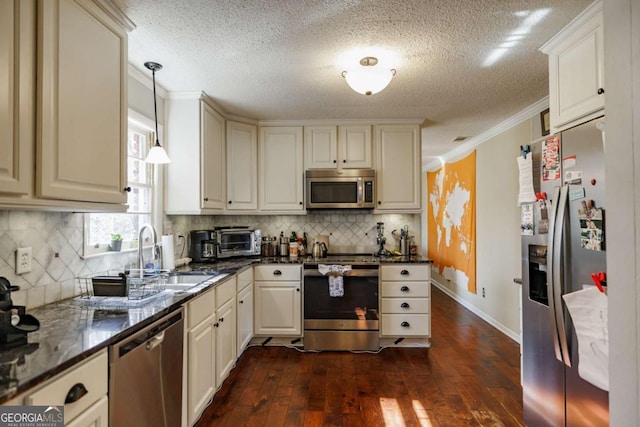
[189,230,217,263]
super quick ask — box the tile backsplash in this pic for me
[166,212,421,256]
[0,210,421,309]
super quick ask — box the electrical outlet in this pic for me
[482,287,486,298]
[16,247,32,275]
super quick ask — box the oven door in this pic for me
[303,268,379,330]
[216,230,254,257]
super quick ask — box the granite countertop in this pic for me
[0,254,432,403]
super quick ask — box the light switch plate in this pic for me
[16,247,32,275]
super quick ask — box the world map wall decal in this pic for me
[427,151,477,294]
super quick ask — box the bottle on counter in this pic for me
[279,231,289,257]
[297,237,306,256]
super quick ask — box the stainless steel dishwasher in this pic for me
[109,308,184,427]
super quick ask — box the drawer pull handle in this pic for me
[273,270,282,276]
[65,383,88,404]
[401,321,410,327]
[400,269,409,276]
[401,302,410,308]
[400,286,410,292]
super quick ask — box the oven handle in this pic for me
[303,269,379,278]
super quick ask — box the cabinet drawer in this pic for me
[381,298,429,314]
[381,281,430,298]
[216,276,236,308]
[236,267,253,291]
[381,265,430,281]
[188,288,216,328]
[381,314,430,336]
[254,265,300,281]
[26,350,108,422]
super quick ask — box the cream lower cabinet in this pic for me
[22,349,108,426]
[374,125,421,211]
[380,264,431,338]
[259,127,304,212]
[236,268,254,356]
[254,265,302,336]
[185,288,216,426]
[215,277,237,387]
[166,95,226,214]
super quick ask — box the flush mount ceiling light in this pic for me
[341,56,396,96]
[144,61,171,164]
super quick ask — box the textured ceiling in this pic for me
[114,0,591,161]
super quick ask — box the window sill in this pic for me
[81,246,152,260]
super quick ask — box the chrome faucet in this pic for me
[138,224,161,271]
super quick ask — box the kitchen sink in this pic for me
[164,272,228,291]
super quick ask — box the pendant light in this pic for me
[342,57,396,96]
[144,61,171,164]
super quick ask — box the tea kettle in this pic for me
[312,242,328,258]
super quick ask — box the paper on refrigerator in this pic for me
[517,152,537,205]
[562,286,609,391]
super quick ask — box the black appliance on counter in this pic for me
[189,230,217,263]
[0,277,39,346]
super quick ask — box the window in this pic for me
[83,114,158,257]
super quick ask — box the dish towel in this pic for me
[318,264,352,297]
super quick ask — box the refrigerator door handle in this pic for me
[547,186,564,363]
[553,185,572,367]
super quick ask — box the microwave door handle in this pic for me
[357,179,363,206]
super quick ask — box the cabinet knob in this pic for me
[401,321,410,327]
[220,317,224,322]
[401,302,410,308]
[65,383,88,404]
[228,200,232,204]
[333,160,337,164]
[378,201,381,205]
[123,186,131,192]
[343,159,346,163]
[296,288,300,292]
[273,270,282,276]
[239,300,244,304]
[214,322,219,328]
[299,201,303,205]
[400,270,409,276]
[597,88,605,95]
[400,286,410,292]
[204,197,209,202]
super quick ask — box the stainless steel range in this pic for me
[303,255,379,351]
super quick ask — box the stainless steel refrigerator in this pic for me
[521,117,609,426]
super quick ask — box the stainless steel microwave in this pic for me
[305,169,375,209]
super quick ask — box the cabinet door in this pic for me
[339,125,371,168]
[38,0,127,204]
[544,2,604,130]
[215,298,236,387]
[0,0,34,196]
[201,101,225,210]
[187,314,216,426]
[226,121,257,210]
[375,125,421,210]
[259,127,304,211]
[66,395,108,427]
[254,282,301,335]
[304,126,337,169]
[236,283,253,356]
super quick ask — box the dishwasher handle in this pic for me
[111,308,183,360]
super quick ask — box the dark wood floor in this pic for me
[196,286,524,426]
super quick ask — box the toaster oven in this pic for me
[215,227,261,258]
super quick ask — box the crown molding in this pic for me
[258,118,423,127]
[94,0,136,32]
[128,64,167,97]
[424,96,549,171]
[540,0,602,53]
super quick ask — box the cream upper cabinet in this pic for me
[226,121,258,210]
[540,0,604,132]
[374,124,421,211]
[0,0,34,197]
[304,126,338,169]
[339,125,372,168]
[165,96,226,214]
[201,102,226,210]
[38,0,128,204]
[259,126,304,212]
[304,125,371,170]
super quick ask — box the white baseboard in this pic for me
[431,279,521,344]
